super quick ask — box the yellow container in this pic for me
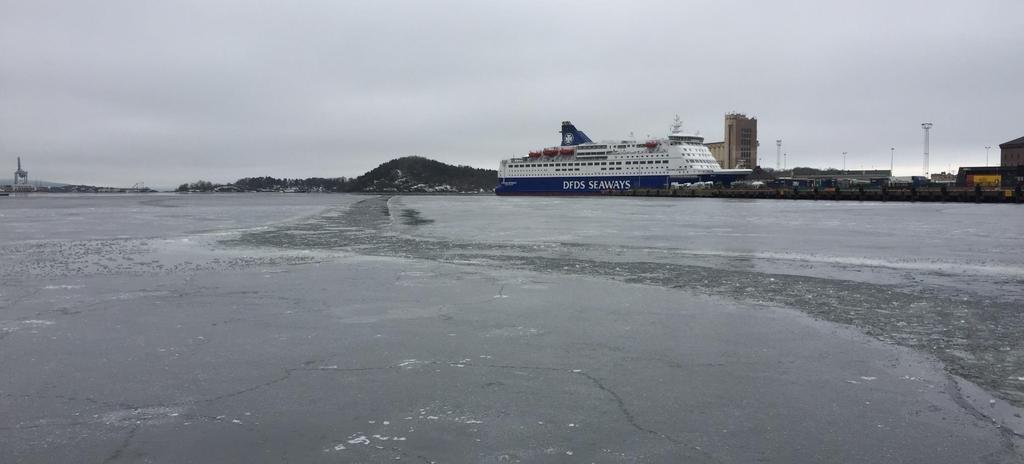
[969,175,1001,187]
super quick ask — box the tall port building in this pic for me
[705,113,758,169]
[1001,136,1024,166]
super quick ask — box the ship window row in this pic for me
[623,160,667,165]
[508,159,676,168]
[510,161,640,168]
[506,165,673,174]
[506,166,689,174]
[503,163,679,176]
[505,164,675,176]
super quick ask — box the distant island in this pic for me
[176,156,496,193]
[1,183,157,193]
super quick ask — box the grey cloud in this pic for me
[1,0,1022,186]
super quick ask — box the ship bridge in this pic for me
[667,115,704,145]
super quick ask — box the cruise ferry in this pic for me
[495,117,750,195]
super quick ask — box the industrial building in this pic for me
[705,141,725,166]
[1000,136,1024,166]
[929,172,957,183]
[955,165,1024,188]
[791,169,892,182]
[705,113,758,169]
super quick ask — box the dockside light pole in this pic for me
[985,146,991,166]
[842,152,847,172]
[776,139,782,171]
[890,147,894,174]
[921,123,933,177]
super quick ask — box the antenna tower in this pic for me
[671,114,682,134]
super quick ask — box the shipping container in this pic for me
[966,174,1001,187]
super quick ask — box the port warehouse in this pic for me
[606,166,1024,203]
[955,165,1024,188]
[687,166,1022,189]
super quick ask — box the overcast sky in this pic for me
[2,0,1022,187]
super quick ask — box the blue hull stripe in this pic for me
[495,175,671,195]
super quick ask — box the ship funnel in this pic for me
[560,121,593,146]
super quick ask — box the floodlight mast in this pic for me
[921,123,933,177]
[776,140,782,170]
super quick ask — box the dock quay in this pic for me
[604,186,1023,203]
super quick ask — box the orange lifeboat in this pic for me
[559,147,575,155]
[644,140,658,148]
[542,147,559,156]
[528,151,542,158]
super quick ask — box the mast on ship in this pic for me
[670,114,683,135]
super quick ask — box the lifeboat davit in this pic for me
[644,140,658,148]
[528,151,542,158]
[559,147,575,155]
[542,147,559,156]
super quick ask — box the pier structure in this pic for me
[603,185,1022,203]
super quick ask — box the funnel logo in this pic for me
[563,133,574,144]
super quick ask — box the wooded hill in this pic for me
[346,156,496,192]
[176,156,496,193]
